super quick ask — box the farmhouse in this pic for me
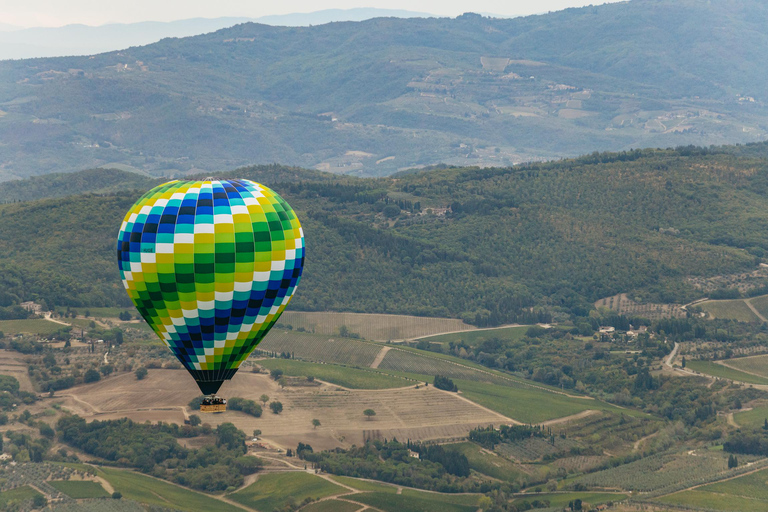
[20,301,42,314]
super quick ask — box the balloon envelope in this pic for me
[117,179,304,394]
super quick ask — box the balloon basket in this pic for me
[200,395,227,413]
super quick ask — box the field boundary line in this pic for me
[715,359,768,380]
[648,457,768,500]
[386,347,593,400]
[101,466,253,512]
[432,386,522,425]
[744,297,768,323]
[412,323,527,341]
[369,347,392,369]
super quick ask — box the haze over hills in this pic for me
[0,9,435,61]
[1,0,767,182]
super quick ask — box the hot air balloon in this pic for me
[117,178,304,411]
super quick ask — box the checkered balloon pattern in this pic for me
[117,179,304,394]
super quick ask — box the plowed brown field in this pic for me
[60,369,512,450]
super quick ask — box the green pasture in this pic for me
[99,467,242,512]
[351,488,482,512]
[0,486,42,509]
[301,499,361,512]
[49,480,110,498]
[228,472,345,511]
[256,359,411,389]
[748,295,768,320]
[387,344,580,395]
[659,466,768,511]
[698,299,760,322]
[660,489,768,511]
[685,360,768,385]
[329,476,398,493]
[722,354,768,378]
[455,378,618,424]
[0,318,63,335]
[735,404,768,429]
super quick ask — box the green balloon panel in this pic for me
[117,179,304,385]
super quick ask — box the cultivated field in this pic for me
[301,500,360,512]
[0,486,42,509]
[445,442,527,482]
[723,354,768,378]
[513,492,627,510]
[98,468,243,512]
[574,450,744,494]
[352,488,481,512]
[734,404,768,429]
[686,360,768,385]
[454,379,606,424]
[229,472,345,511]
[697,299,760,322]
[59,369,512,451]
[256,330,382,367]
[749,294,768,319]
[49,480,110,498]
[256,359,412,389]
[0,349,35,391]
[277,311,474,341]
[377,348,498,381]
[594,293,686,319]
[418,325,528,347]
[659,467,768,511]
[0,318,64,335]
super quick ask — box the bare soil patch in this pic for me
[61,369,510,451]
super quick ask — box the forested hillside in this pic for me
[1,0,768,180]
[3,145,768,324]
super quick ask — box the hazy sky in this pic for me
[0,0,624,28]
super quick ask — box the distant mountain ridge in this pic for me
[0,0,767,181]
[0,9,435,60]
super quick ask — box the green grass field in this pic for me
[698,299,760,322]
[99,468,242,512]
[49,480,110,498]
[301,499,361,512]
[0,486,42,509]
[455,378,611,423]
[71,307,138,318]
[735,404,768,429]
[513,492,627,509]
[660,489,768,512]
[659,468,768,511]
[722,354,768,379]
[256,359,411,389]
[420,326,529,347]
[351,489,482,512]
[329,476,398,493]
[381,344,577,395]
[0,318,64,335]
[748,295,768,319]
[228,472,346,511]
[686,360,768,385]
[445,442,527,482]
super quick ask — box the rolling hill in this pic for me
[0,0,767,181]
[3,145,768,324]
